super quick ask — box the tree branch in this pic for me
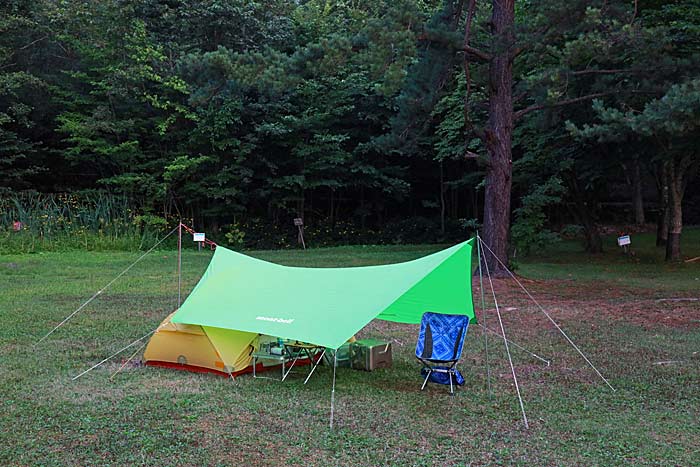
[570,68,646,76]
[514,92,614,121]
[462,45,491,62]
[571,68,628,75]
[515,89,662,120]
[19,35,48,50]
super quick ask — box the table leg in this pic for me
[304,348,326,385]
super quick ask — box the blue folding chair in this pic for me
[415,312,469,395]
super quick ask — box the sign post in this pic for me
[294,218,306,249]
[193,232,205,252]
[617,234,631,254]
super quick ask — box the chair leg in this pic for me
[449,370,454,395]
[421,369,432,390]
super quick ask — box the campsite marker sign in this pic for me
[617,234,631,254]
[193,232,205,251]
[294,218,306,249]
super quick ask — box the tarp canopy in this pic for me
[172,239,475,349]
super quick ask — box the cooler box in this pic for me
[350,339,392,371]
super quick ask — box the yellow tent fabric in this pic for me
[203,326,257,372]
[143,312,257,374]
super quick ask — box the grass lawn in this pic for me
[1,229,699,466]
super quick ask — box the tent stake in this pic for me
[110,338,149,380]
[480,234,529,429]
[478,238,616,392]
[330,350,337,429]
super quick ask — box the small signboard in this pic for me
[293,218,306,249]
[617,235,631,247]
[193,232,205,242]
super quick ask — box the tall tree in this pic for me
[574,80,700,260]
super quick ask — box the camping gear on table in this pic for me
[415,312,469,395]
[251,340,325,383]
[349,339,392,371]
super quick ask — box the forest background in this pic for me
[2,0,698,260]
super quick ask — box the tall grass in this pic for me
[0,191,177,253]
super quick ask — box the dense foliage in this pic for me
[1,0,698,254]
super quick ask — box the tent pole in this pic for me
[36,225,179,345]
[476,233,492,397]
[478,238,616,392]
[177,221,182,309]
[330,350,337,430]
[480,237,529,429]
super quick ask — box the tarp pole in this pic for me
[177,221,182,309]
[330,350,337,429]
[480,236,529,429]
[478,238,616,392]
[476,234,492,397]
[36,225,179,345]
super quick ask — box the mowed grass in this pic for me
[1,230,699,466]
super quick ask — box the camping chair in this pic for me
[415,312,469,395]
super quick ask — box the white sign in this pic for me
[617,235,631,246]
[293,218,303,226]
[193,232,205,242]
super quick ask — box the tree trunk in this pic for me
[482,0,514,276]
[567,175,603,253]
[329,188,335,229]
[632,158,645,225]
[576,200,603,254]
[440,161,446,235]
[655,163,669,247]
[665,159,684,261]
[359,186,366,229]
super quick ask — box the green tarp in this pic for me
[171,238,475,349]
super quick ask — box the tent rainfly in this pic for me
[143,239,475,375]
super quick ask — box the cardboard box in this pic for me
[350,339,392,371]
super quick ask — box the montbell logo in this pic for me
[256,316,295,324]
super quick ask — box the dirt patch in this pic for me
[474,278,700,330]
